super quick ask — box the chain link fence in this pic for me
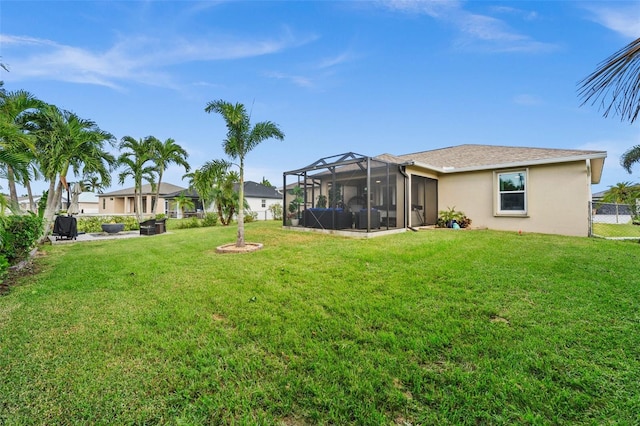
[590,201,640,239]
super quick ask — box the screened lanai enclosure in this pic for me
[283,153,411,233]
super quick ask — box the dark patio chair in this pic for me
[139,219,156,235]
[154,218,167,234]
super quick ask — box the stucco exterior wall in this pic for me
[246,197,281,220]
[437,161,591,236]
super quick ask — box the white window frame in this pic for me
[495,169,528,216]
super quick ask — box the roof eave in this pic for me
[408,153,607,175]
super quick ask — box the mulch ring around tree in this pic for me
[216,242,263,254]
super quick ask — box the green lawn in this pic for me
[592,221,640,238]
[1,222,639,424]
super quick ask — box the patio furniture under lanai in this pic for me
[283,152,405,233]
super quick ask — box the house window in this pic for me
[261,199,266,208]
[496,170,527,214]
[102,199,106,209]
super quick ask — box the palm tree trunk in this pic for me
[41,180,58,239]
[153,172,163,215]
[7,166,18,205]
[25,180,35,212]
[236,159,245,247]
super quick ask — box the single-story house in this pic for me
[283,144,607,237]
[98,183,186,216]
[164,181,283,220]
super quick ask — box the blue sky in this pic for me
[2,1,639,195]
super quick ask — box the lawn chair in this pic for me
[139,219,156,235]
[154,218,167,234]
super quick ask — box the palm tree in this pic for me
[28,105,116,234]
[148,136,190,215]
[172,193,195,218]
[580,37,640,175]
[80,174,107,193]
[601,181,640,223]
[579,37,640,124]
[621,145,640,175]
[0,89,42,205]
[205,100,284,247]
[184,159,231,216]
[117,136,156,222]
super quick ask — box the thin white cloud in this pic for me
[513,94,543,106]
[317,51,353,69]
[581,4,640,39]
[380,0,558,53]
[0,29,316,89]
[263,71,314,89]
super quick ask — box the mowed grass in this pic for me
[592,221,640,238]
[1,222,639,425]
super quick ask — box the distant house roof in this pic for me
[78,192,98,203]
[390,144,607,184]
[164,181,282,200]
[235,181,282,199]
[100,183,186,197]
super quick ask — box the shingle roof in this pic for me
[100,183,186,197]
[236,181,282,199]
[164,181,282,200]
[395,144,606,172]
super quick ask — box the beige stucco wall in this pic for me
[98,195,168,216]
[436,161,591,236]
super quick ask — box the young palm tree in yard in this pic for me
[118,136,156,222]
[205,100,284,247]
[148,137,190,214]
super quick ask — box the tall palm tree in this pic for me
[205,100,284,247]
[30,106,116,233]
[117,136,156,222]
[148,136,190,214]
[0,89,42,204]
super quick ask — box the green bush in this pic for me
[0,213,44,264]
[268,203,283,220]
[436,206,472,228]
[0,254,8,285]
[244,212,258,223]
[202,213,218,227]
[76,216,140,233]
[175,217,201,229]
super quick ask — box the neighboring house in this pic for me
[76,192,99,214]
[164,181,283,220]
[98,183,186,216]
[240,181,283,220]
[17,195,44,213]
[283,144,607,237]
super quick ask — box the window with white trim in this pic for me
[497,170,527,214]
[261,199,266,208]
